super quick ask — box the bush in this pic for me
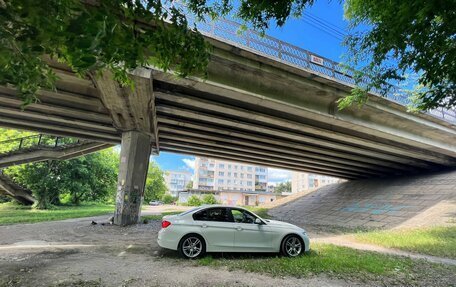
[202,194,218,204]
[187,195,202,206]
[161,194,176,204]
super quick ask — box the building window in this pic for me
[219,164,225,168]
[228,172,231,177]
[218,179,224,184]
[247,167,253,172]
[219,171,224,176]
[228,164,231,169]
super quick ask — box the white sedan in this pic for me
[157,205,310,259]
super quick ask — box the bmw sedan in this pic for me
[157,205,310,259]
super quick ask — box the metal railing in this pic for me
[184,13,456,124]
[0,134,82,155]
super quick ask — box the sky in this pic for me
[153,1,350,185]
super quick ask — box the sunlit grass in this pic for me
[354,226,456,259]
[198,243,456,284]
[0,202,114,225]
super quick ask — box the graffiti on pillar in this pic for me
[340,202,410,215]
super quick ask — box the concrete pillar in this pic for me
[114,131,151,226]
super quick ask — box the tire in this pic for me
[178,234,206,259]
[281,234,304,257]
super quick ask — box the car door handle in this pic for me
[201,224,208,228]
[236,226,243,231]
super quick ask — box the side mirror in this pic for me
[254,218,263,225]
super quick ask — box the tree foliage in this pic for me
[160,193,176,204]
[144,161,168,202]
[5,148,119,208]
[0,0,316,105]
[341,0,456,111]
[275,181,291,193]
[1,0,452,111]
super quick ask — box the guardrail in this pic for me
[0,134,82,155]
[184,12,456,124]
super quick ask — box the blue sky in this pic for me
[153,1,349,184]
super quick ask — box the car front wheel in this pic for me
[281,235,303,257]
[178,234,206,259]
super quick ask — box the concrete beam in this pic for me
[160,145,359,180]
[156,105,436,169]
[157,117,413,171]
[155,90,454,166]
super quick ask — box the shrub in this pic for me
[187,195,202,206]
[202,194,218,204]
[161,194,176,204]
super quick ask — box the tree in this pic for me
[144,162,167,202]
[6,148,119,208]
[2,1,451,111]
[185,180,193,189]
[340,0,455,111]
[0,128,35,153]
[0,0,314,106]
[275,181,291,193]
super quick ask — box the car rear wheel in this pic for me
[178,234,205,259]
[281,235,303,257]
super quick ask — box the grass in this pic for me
[243,206,271,219]
[0,202,114,225]
[353,226,456,259]
[198,243,456,284]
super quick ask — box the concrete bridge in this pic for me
[0,18,455,225]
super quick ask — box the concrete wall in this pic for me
[270,170,456,229]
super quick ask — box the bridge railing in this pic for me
[184,12,456,124]
[0,134,82,155]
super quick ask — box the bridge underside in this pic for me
[0,37,455,224]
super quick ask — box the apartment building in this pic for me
[164,170,192,196]
[291,172,340,194]
[193,157,268,192]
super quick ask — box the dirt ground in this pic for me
[0,213,351,287]
[0,206,454,287]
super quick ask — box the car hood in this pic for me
[265,219,301,230]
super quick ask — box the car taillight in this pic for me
[162,220,171,228]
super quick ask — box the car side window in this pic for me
[193,208,231,222]
[231,209,256,224]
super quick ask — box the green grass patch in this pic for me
[0,202,114,225]
[354,226,456,259]
[197,243,455,284]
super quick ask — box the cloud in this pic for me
[182,158,196,170]
[268,168,292,184]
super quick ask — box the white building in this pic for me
[291,172,340,194]
[193,157,268,192]
[164,170,192,196]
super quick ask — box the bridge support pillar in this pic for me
[114,131,151,226]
